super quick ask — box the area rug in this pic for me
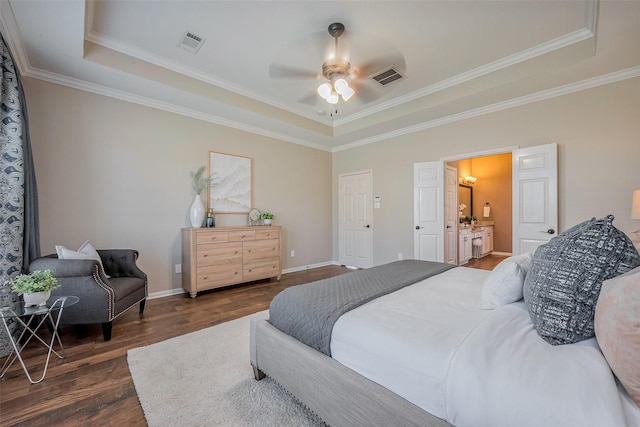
[127,311,324,426]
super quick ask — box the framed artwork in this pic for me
[208,151,252,213]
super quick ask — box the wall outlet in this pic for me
[175,264,182,273]
[397,253,403,260]
[290,250,295,257]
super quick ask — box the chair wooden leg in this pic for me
[101,322,113,341]
[139,299,146,314]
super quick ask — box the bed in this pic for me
[250,216,640,426]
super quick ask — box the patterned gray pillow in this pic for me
[524,215,640,345]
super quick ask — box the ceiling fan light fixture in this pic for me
[317,83,332,99]
[334,78,349,93]
[327,91,339,104]
[340,86,355,101]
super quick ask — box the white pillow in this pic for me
[479,252,533,309]
[56,240,109,276]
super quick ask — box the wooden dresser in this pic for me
[181,226,282,298]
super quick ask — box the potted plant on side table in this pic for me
[7,270,60,307]
[261,212,275,226]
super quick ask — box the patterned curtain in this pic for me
[0,34,40,356]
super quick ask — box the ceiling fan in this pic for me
[269,22,405,106]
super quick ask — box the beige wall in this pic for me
[470,154,512,253]
[22,75,640,294]
[333,77,640,265]
[23,78,333,296]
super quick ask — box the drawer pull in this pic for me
[203,276,208,280]
[203,254,208,257]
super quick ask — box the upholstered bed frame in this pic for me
[250,311,451,427]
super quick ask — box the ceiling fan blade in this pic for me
[351,81,383,104]
[297,92,319,106]
[353,51,406,79]
[269,64,319,80]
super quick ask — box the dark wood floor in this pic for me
[0,257,502,426]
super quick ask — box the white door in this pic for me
[512,143,558,255]
[414,161,444,262]
[339,171,373,268]
[444,165,458,265]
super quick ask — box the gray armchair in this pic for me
[28,249,147,341]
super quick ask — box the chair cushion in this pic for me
[524,215,640,345]
[110,276,147,317]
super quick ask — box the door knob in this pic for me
[415,226,424,230]
[540,229,556,234]
[365,225,370,228]
[446,225,452,229]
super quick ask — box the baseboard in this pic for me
[282,260,339,274]
[149,261,340,300]
[147,287,185,300]
[491,252,512,256]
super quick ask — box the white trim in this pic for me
[441,146,519,162]
[282,260,339,274]
[147,261,340,300]
[24,67,332,153]
[334,26,595,127]
[147,287,185,300]
[332,66,640,152]
[84,30,326,125]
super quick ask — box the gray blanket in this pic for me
[269,259,454,356]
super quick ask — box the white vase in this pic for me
[23,291,51,307]
[189,195,206,228]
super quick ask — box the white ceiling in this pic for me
[1,0,639,152]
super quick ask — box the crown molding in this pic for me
[83,29,328,126]
[332,66,640,153]
[0,0,30,74]
[26,66,332,152]
[334,27,595,127]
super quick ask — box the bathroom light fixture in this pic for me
[462,176,477,185]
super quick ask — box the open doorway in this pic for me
[446,152,513,263]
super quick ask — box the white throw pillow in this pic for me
[479,252,533,309]
[56,240,109,277]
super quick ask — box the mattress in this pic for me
[330,267,640,427]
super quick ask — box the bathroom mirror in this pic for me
[458,185,472,218]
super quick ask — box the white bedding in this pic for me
[330,267,640,427]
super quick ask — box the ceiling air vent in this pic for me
[178,31,206,54]
[371,67,404,86]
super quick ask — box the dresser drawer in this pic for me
[196,243,242,265]
[229,230,256,242]
[197,261,242,289]
[243,258,281,282]
[256,229,279,240]
[196,231,229,245]
[243,239,279,261]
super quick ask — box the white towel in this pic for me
[483,206,491,217]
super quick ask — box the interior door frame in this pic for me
[441,146,519,261]
[338,170,373,268]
